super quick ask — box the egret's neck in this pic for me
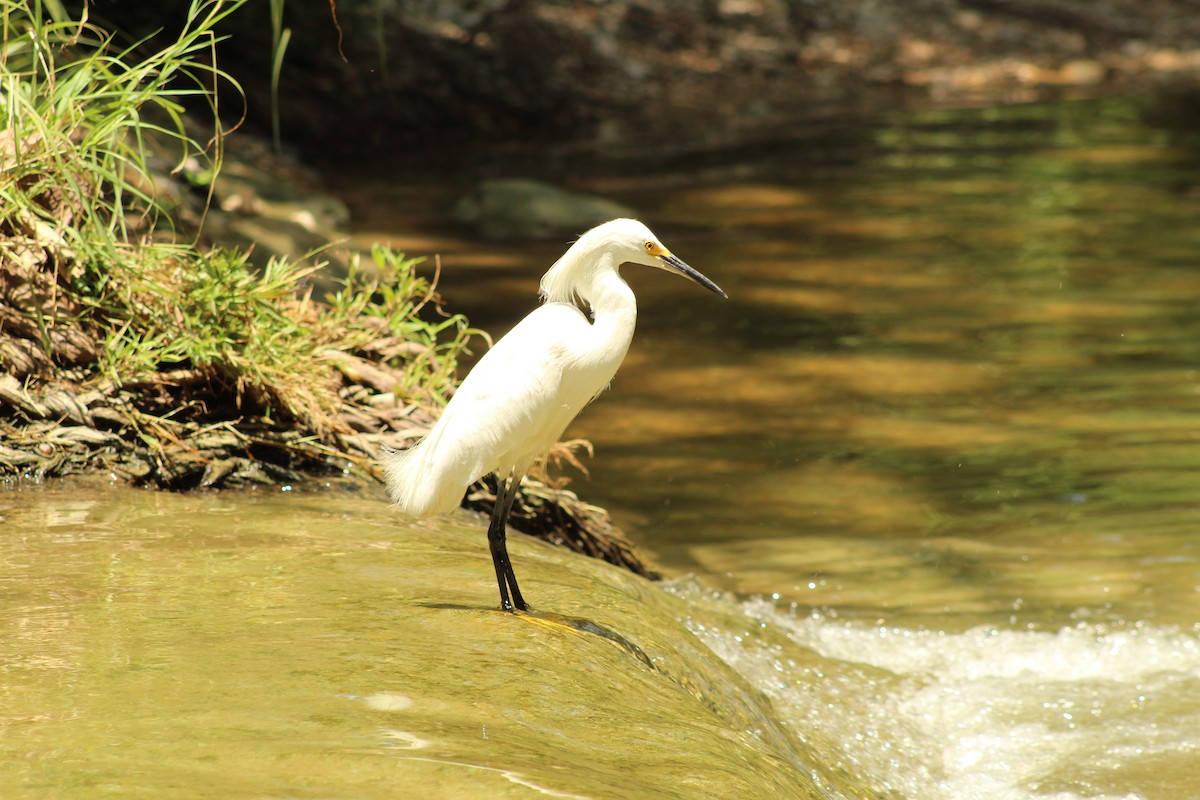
[576,256,637,360]
[579,257,635,323]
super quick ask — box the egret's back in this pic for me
[384,302,625,518]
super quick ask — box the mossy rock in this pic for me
[453,179,636,241]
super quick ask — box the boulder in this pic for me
[452,179,636,241]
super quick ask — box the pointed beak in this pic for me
[658,253,727,298]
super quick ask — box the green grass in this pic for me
[1,0,479,449]
[1,0,236,242]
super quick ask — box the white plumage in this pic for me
[382,218,725,611]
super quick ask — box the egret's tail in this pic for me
[381,441,472,518]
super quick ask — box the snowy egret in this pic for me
[383,218,726,612]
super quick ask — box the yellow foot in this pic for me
[511,610,655,669]
[511,609,590,638]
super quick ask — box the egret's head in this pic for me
[541,218,726,304]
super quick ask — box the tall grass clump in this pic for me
[1,0,234,249]
[0,0,480,483]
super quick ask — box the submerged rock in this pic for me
[453,179,636,241]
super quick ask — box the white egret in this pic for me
[383,218,726,612]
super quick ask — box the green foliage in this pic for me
[0,0,241,248]
[76,243,477,429]
[0,0,480,439]
[324,245,485,407]
[268,0,289,153]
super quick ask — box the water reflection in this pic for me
[494,96,1200,625]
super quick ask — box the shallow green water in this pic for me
[7,95,1200,799]
[0,484,825,799]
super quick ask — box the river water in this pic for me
[5,95,1200,798]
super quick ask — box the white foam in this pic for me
[362,691,415,712]
[679,592,1200,800]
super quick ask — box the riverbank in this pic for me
[92,0,1200,158]
[0,0,656,578]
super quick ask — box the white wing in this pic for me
[384,303,605,516]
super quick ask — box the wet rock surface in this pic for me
[452,179,636,240]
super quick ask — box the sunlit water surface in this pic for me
[5,96,1200,798]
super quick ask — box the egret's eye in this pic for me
[644,241,656,253]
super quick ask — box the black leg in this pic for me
[498,475,526,610]
[487,472,528,612]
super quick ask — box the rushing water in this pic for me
[6,95,1200,798]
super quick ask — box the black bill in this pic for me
[659,253,727,298]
